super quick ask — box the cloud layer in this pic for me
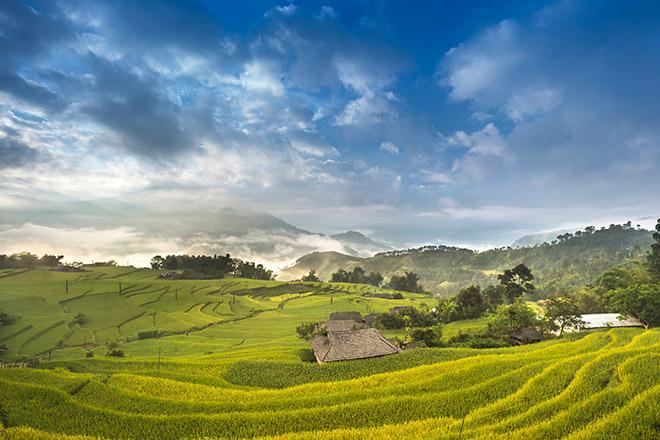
[0,0,658,264]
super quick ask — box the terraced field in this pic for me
[0,267,658,438]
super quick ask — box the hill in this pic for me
[280,224,654,295]
[0,265,658,439]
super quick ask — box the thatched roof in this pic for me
[325,320,362,332]
[510,327,543,345]
[389,306,413,314]
[311,328,399,363]
[329,311,363,322]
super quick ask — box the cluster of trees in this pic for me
[329,267,384,286]
[0,253,64,269]
[325,266,425,292]
[150,254,273,280]
[436,264,536,322]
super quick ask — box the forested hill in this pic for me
[279,224,654,296]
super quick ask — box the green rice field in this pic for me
[0,266,658,439]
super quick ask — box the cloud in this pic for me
[438,20,522,103]
[380,141,399,154]
[504,87,561,122]
[0,135,42,168]
[239,61,285,96]
[82,54,193,157]
[446,123,510,181]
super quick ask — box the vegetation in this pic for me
[151,253,273,280]
[330,266,384,286]
[387,271,424,293]
[0,226,658,438]
[282,223,654,295]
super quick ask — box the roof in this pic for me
[510,327,544,344]
[311,328,399,363]
[389,306,413,314]
[325,320,361,332]
[329,311,363,322]
[577,313,644,329]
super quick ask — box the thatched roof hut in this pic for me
[311,328,399,363]
[329,311,363,322]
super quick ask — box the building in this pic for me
[564,313,644,332]
[311,327,400,363]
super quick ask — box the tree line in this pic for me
[301,266,425,293]
[0,253,64,269]
[150,254,273,280]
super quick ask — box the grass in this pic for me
[0,266,658,439]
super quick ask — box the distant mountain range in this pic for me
[279,224,654,296]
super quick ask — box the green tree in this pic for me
[454,285,487,319]
[330,269,351,283]
[545,295,585,335]
[605,284,660,329]
[497,264,535,303]
[301,269,320,282]
[296,322,324,340]
[648,218,660,281]
[409,325,443,347]
[388,271,424,293]
[150,256,164,270]
[487,301,541,339]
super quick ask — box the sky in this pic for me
[1,0,659,267]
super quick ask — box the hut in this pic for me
[311,327,399,363]
[510,327,544,345]
[567,313,644,332]
[329,311,363,322]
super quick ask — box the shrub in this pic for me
[409,326,443,347]
[137,329,160,340]
[106,349,124,357]
[296,322,324,340]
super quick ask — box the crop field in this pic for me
[0,266,658,439]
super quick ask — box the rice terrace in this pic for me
[1,0,660,438]
[0,253,659,439]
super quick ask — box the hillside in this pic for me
[280,225,654,295]
[0,265,658,439]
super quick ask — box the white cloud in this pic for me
[240,61,285,96]
[439,20,522,102]
[447,123,511,181]
[314,6,336,20]
[265,4,298,17]
[504,87,561,122]
[380,141,399,154]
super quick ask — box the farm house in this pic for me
[311,311,399,363]
[311,327,400,363]
[565,313,645,332]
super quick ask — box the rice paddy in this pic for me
[0,266,658,439]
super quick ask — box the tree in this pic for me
[454,285,487,319]
[545,296,585,335]
[0,309,14,326]
[388,271,424,293]
[605,284,660,329]
[349,267,366,284]
[497,264,535,303]
[648,218,660,281]
[150,256,164,270]
[301,269,320,282]
[409,325,443,347]
[483,284,506,309]
[487,301,541,339]
[296,322,324,340]
[330,269,351,283]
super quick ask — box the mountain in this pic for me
[329,231,392,256]
[279,224,654,295]
[0,196,391,269]
[511,229,575,247]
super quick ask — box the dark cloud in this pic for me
[0,70,66,111]
[0,135,43,168]
[0,1,74,111]
[82,54,194,157]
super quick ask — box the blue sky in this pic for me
[0,0,659,265]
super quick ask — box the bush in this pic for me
[136,330,160,340]
[85,351,94,358]
[106,349,124,357]
[409,326,443,347]
[296,322,324,340]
